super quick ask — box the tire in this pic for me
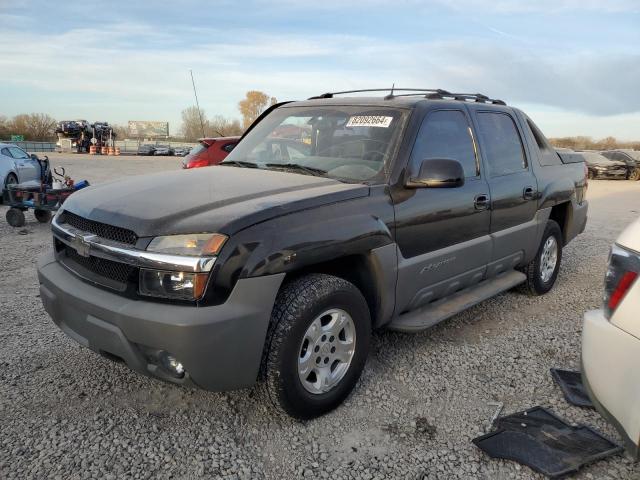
[629,168,640,181]
[259,273,371,420]
[520,220,563,296]
[6,208,26,228]
[5,173,18,187]
[34,209,52,223]
[587,170,595,180]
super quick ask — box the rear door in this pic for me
[393,108,491,312]
[470,107,538,276]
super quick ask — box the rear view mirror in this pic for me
[30,153,39,161]
[406,158,465,188]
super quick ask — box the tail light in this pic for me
[603,244,639,319]
[184,159,209,169]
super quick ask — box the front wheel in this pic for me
[587,170,595,180]
[520,220,563,296]
[259,274,371,419]
[629,168,640,181]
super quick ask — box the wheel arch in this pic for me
[280,244,397,329]
[549,202,569,242]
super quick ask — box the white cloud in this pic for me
[0,19,638,138]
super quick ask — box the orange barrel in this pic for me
[89,145,97,154]
[100,146,108,155]
[114,147,121,156]
[107,147,115,156]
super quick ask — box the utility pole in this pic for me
[190,69,206,138]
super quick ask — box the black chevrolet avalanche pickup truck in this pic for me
[38,89,588,419]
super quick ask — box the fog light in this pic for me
[159,352,185,378]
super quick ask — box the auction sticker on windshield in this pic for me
[346,116,393,128]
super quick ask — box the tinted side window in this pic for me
[1,148,10,156]
[476,112,527,176]
[222,143,236,153]
[411,110,478,177]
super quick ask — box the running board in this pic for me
[388,270,526,333]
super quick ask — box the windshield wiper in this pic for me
[220,160,259,168]
[265,163,327,177]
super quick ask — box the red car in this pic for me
[182,136,241,169]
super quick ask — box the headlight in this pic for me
[146,233,227,256]
[139,269,208,300]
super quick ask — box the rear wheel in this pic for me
[520,220,563,296]
[629,168,640,181]
[259,274,371,419]
[6,208,26,228]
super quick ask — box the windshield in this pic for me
[188,142,208,155]
[223,105,408,182]
[583,152,610,163]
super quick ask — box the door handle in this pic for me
[523,186,536,200]
[474,193,490,210]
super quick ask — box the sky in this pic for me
[1,0,639,139]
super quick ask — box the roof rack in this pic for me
[307,88,506,105]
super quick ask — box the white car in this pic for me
[583,216,640,460]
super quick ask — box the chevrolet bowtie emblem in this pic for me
[71,234,95,257]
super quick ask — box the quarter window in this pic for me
[411,110,478,177]
[476,112,527,176]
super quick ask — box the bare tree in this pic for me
[209,115,244,137]
[238,91,277,129]
[181,106,208,142]
[0,116,9,140]
[6,113,57,141]
[549,136,640,151]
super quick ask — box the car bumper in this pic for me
[582,309,640,460]
[37,251,285,391]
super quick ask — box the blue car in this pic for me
[0,143,42,187]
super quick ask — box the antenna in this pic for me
[384,83,395,100]
[190,69,206,138]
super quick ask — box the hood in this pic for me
[588,159,626,167]
[61,166,369,237]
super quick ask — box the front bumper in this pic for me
[582,309,640,460]
[38,251,285,391]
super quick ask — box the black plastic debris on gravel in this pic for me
[550,368,594,408]
[473,406,622,479]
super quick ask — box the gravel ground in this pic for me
[1,153,640,479]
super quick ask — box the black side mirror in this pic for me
[30,153,39,160]
[406,158,465,188]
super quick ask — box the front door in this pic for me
[9,146,40,183]
[392,109,492,313]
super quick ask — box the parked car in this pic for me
[600,150,640,181]
[582,216,640,460]
[137,144,156,156]
[182,137,240,169]
[38,89,588,419]
[173,146,191,157]
[0,143,42,188]
[154,145,174,156]
[581,151,628,180]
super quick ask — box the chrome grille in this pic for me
[60,211,138,245]
[64,246,135,284]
